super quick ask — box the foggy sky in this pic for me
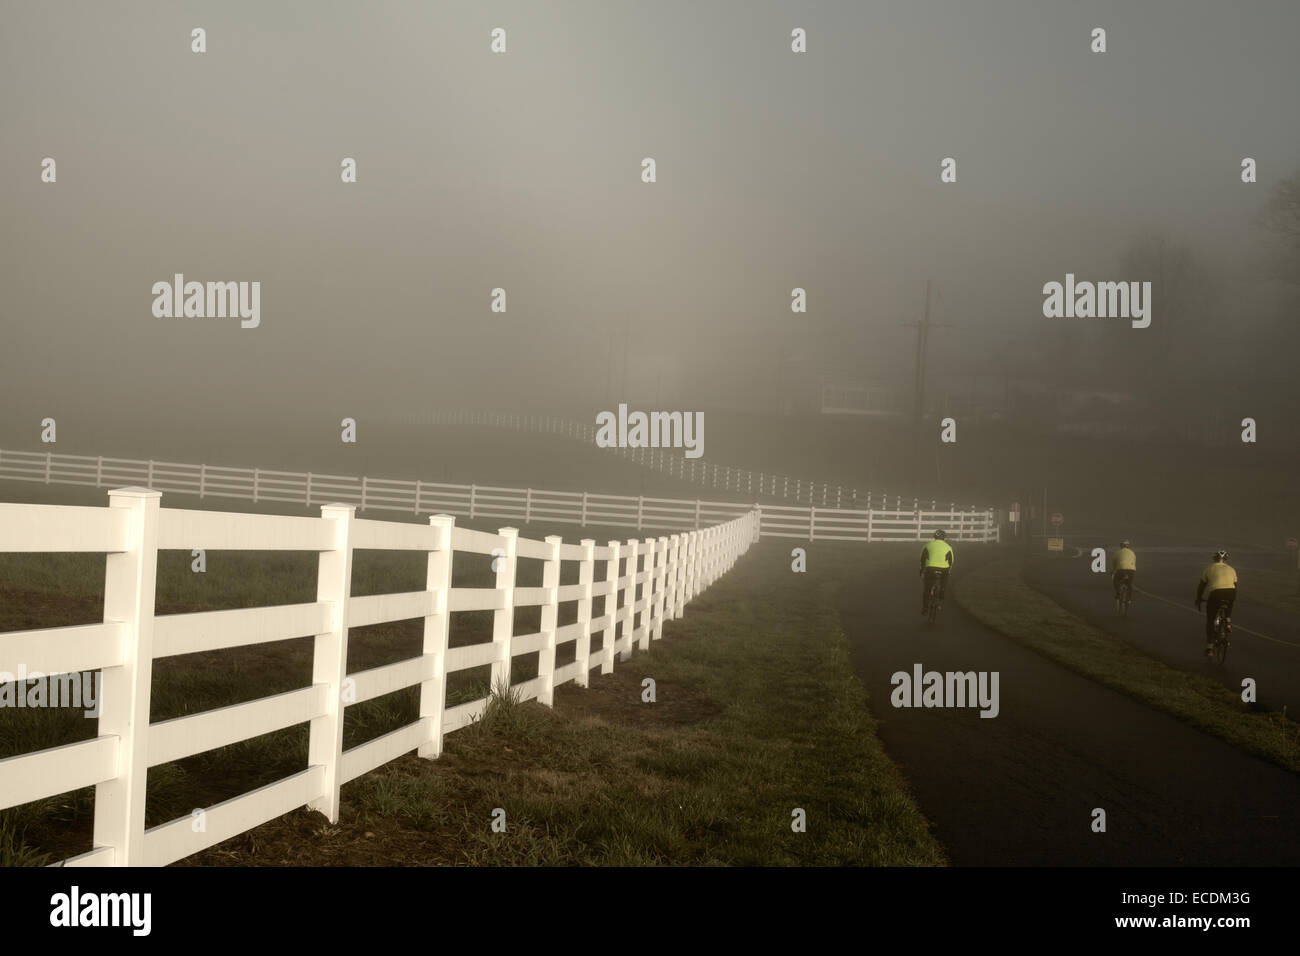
[3,0,1299,436]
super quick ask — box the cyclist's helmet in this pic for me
[934,530,947,540]
[1120,540,1130,548]
[1214,550,1228,561]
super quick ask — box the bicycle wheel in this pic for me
[1213,611,1229,665]
[927,584,938,624]
[1119,585,1130,617]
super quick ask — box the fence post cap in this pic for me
[544,535,563,545]
[107,486,161,499]
[499,527,519,536]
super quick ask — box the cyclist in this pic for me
[1112,539,1137,601]
[920,530,954,614]
[1195,550,1238,659]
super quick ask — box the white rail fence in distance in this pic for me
[0,449,999,543]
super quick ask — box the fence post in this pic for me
[691,530,703,604]
[685,529,695,598]
[93,487,161,866]
[252,467,258,503]
[640,537,655,650]
[694,499,702,530]
[45,451,51,483]
[653,535,669,639]
[96,456,103,487]
[581,491,588,527]
[525,488,532,525]
[809,506,816,542]
[637,496,643,531]
[469,484,477,520]
[360,476,368,512]
[603,540,621,675]
[199,464,206,498]
[307,503,356,824]
[305,472,313,507]
[538,536,562,705]
[867,506,874,542]
[681,535,691,616]
[664,534,678,621]
[916,507,922,540]
[418,514,455,758]
[621,538,639,661]
[705,526,715,587]
[491,528,519,691]
[576,539,596,687]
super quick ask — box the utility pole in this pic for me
[622,318,630,400]
[903,281,946,487]
[606,327,615,404]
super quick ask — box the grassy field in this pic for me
[0,534,945,866]
[1249,566,1300,616]
[954,556,1300,773]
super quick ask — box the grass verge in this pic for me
[1247,567,1300,616]
[954,556,1300,773]
[169,543,944,865]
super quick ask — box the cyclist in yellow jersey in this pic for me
[1195,550,1238,658]
[919,530,954,614]
[1112,539,1137,600]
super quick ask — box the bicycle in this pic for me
[1116,580,1132,617]
[923,574,943,624]
[1210,606,1231,665]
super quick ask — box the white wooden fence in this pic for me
[406,408,986,512]
[0,448,999,543]
[0,490,759,866]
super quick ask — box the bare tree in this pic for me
[1260,169,1300,284]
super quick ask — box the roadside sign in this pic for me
[1047,537,1064,552]
[1051,512,1063,527]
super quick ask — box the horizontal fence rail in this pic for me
[0,448,998,543]
[404,408,989,513]
[0,489,760,866]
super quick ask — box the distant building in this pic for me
[820,381,907,417]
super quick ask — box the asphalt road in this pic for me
[1023,537,1300,713]
[826,544,1300,866]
